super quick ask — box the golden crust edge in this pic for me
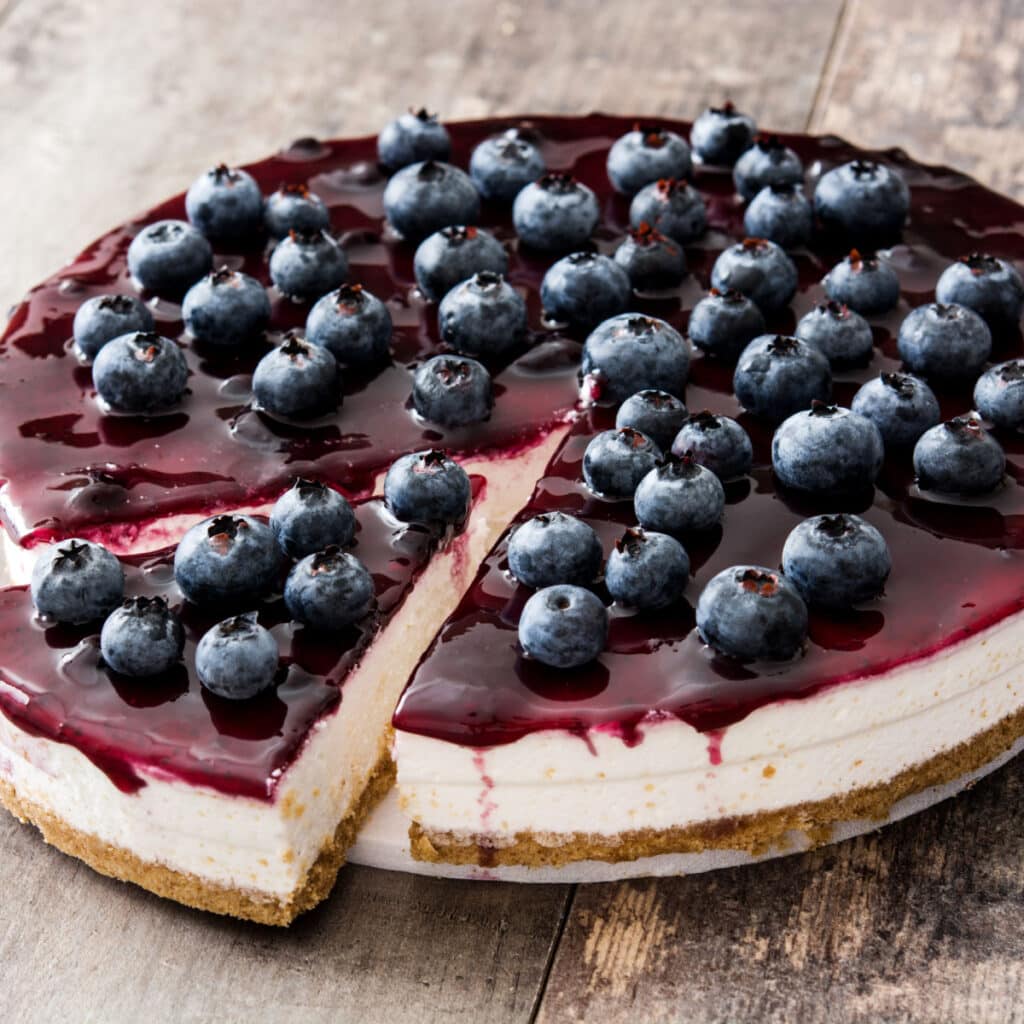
[409,704,1024,868]
[0,749,396,927]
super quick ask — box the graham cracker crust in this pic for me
[409,705,1024,868]
[0,752,396,926]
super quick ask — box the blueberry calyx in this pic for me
[537,173,578,194]
[961,252,1001,275]
[848,159,880,179]
[738,567,781,596]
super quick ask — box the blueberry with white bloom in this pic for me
[733,334,831,423]
[913,415,1006,496]
[384,450,471,526]
[814,159,910,242]
[270,479,356,559]
[851,372,940,447]
[73,294,154,360]
[284,547,376,631]
[688,289,766,361]
[606,528,690,609]
[541,252,631,331]
[438,271,527,358]
[31,539,124,624]
[196,613,279,701]
[974,360,1024,430]
[634,455,725,534]
[306,284,393,366]
[671,411,753,481]
[772,402,884,494]
[743,184,813,249]
[377,109,451,170]
[582,314,689,404]
[412,354,492,427]
[710,238,798,312]
[628,179,707,244]
[269,230,348,301]
[696,566,808,661]
[897,302,992,380]
[469,129,546,202]
[795,301,874,368]
[782,514,891,609]
[100,597,185,677]
[185,164,263,241]
[93,332,189,412]
[822,250,900,315]
[513,174,600,252]
[383,161,481,242]
[613,224,686,289]
[252,333,339,419]
[935,253,1024,329]
[518,585,608,669]
[183,268,271,347]
[615,390,688,451]
[264,183,330,239]
[507,512,603,589]
[127,219,212,297]
[732,136,803,201]
[690,102,756,166]
[413,225,507,302]
[606,126,692,195]
[583,427,661,498]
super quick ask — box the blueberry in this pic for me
[174,514,280,606]
[974,360,1024,430]
[710,238,798,312]
[518,584,608,669]
[897,302,992,380]
[270,479,356,559]
[93,331,189,412]
[606,528,689,609]
[100,596,185,677]
[732,136,803,201]
[851,372,940,446]
[688,289,766,361]
[182,267,271,347]
[512,174,599,251]
[690,102,756,166]
[284,547,375,631]
[264,183,330,239]
[671,411,753,481]
[743,184,813,248]
[696,566,808,661]
[606,126,692,195]
[628,179,707,244]
[822,250,900,315]
[782,514,891,609]
[73,294,155,361]
[252,333,339,419]
[127,219,212,297]
[634,455,725,534]
[306,284,392,366]
[813,159,910,242]
[195,613,279,701]
[383,161,481,242]
[507,512,603,589]
[31,539,124,624]
[772,402,884,493]
[734,334,832,422]
[384,450,471,526]
[613,224,686,289]
[913,415,1006,495]
[413,225,508,302]
[377,109,451,170]
[438,271,527,358]
[615,390,688,450]
[582,314,690,404]
[469,129,546,202]
[935,254,1024,329]
[795,301,874,368]
[269,229,348,301]
[185,164,263,241]
[540,252,631,331]
[412,354,492,426]
[583,427,661,498]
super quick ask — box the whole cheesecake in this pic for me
[1,111,1023,923]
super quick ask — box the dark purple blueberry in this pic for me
[690,102,756,166]
[412,354,492,426]
[196,613,279,701]
[614,389,688,450]
[306,284,393,366]
[438,272,527,358]
[30,539,124,624]
[606,528,690,609]
[507,512,603,589]
[613,224,686,289]
[383,450,471,526]
[270,479,356,559]
[813,159,910,242]
[264,183,330,239]
[513,174,600,252]
[823,250,900,315]
[897,302,992,380]
[92,331,189,412]
[688,289,766,361]
[541,252,631,331]
[913,415,1006,496]
[628,178,707,244]
[469,129,546,202]
[377,109,451,170]
[413,225,508,302]
[518,585,608,668]
[252,333,339,419]
[710,238,798,312]
[100,596,185,677]
[935,254,1024,329]
[851,372,940,447]
[634,455,725,534]
[73,294,154,360]
[606,126,692,195]
[795,301,874,368]
[974,360,1024,430]
[732,136,803,201]
[269,230,348,301]
[582,427,661,498]
[185,164,263,241]
[127,219,212,297]
[743,184,813,249]
[671,411,753,481]
[182,267,271,347]
[284,546,376,631]
[733,334,832,423]
[383,160,481,242]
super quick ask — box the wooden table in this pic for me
[2,2,1024,1020]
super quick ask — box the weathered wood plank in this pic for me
[537,759,1024,1024]
[810,0,1024,201]
[0,0,842,310]
[1,805,573,1024]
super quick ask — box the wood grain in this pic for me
[537,759,1024,1024]
[0,0,842,310]
[810,0,1024,201]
